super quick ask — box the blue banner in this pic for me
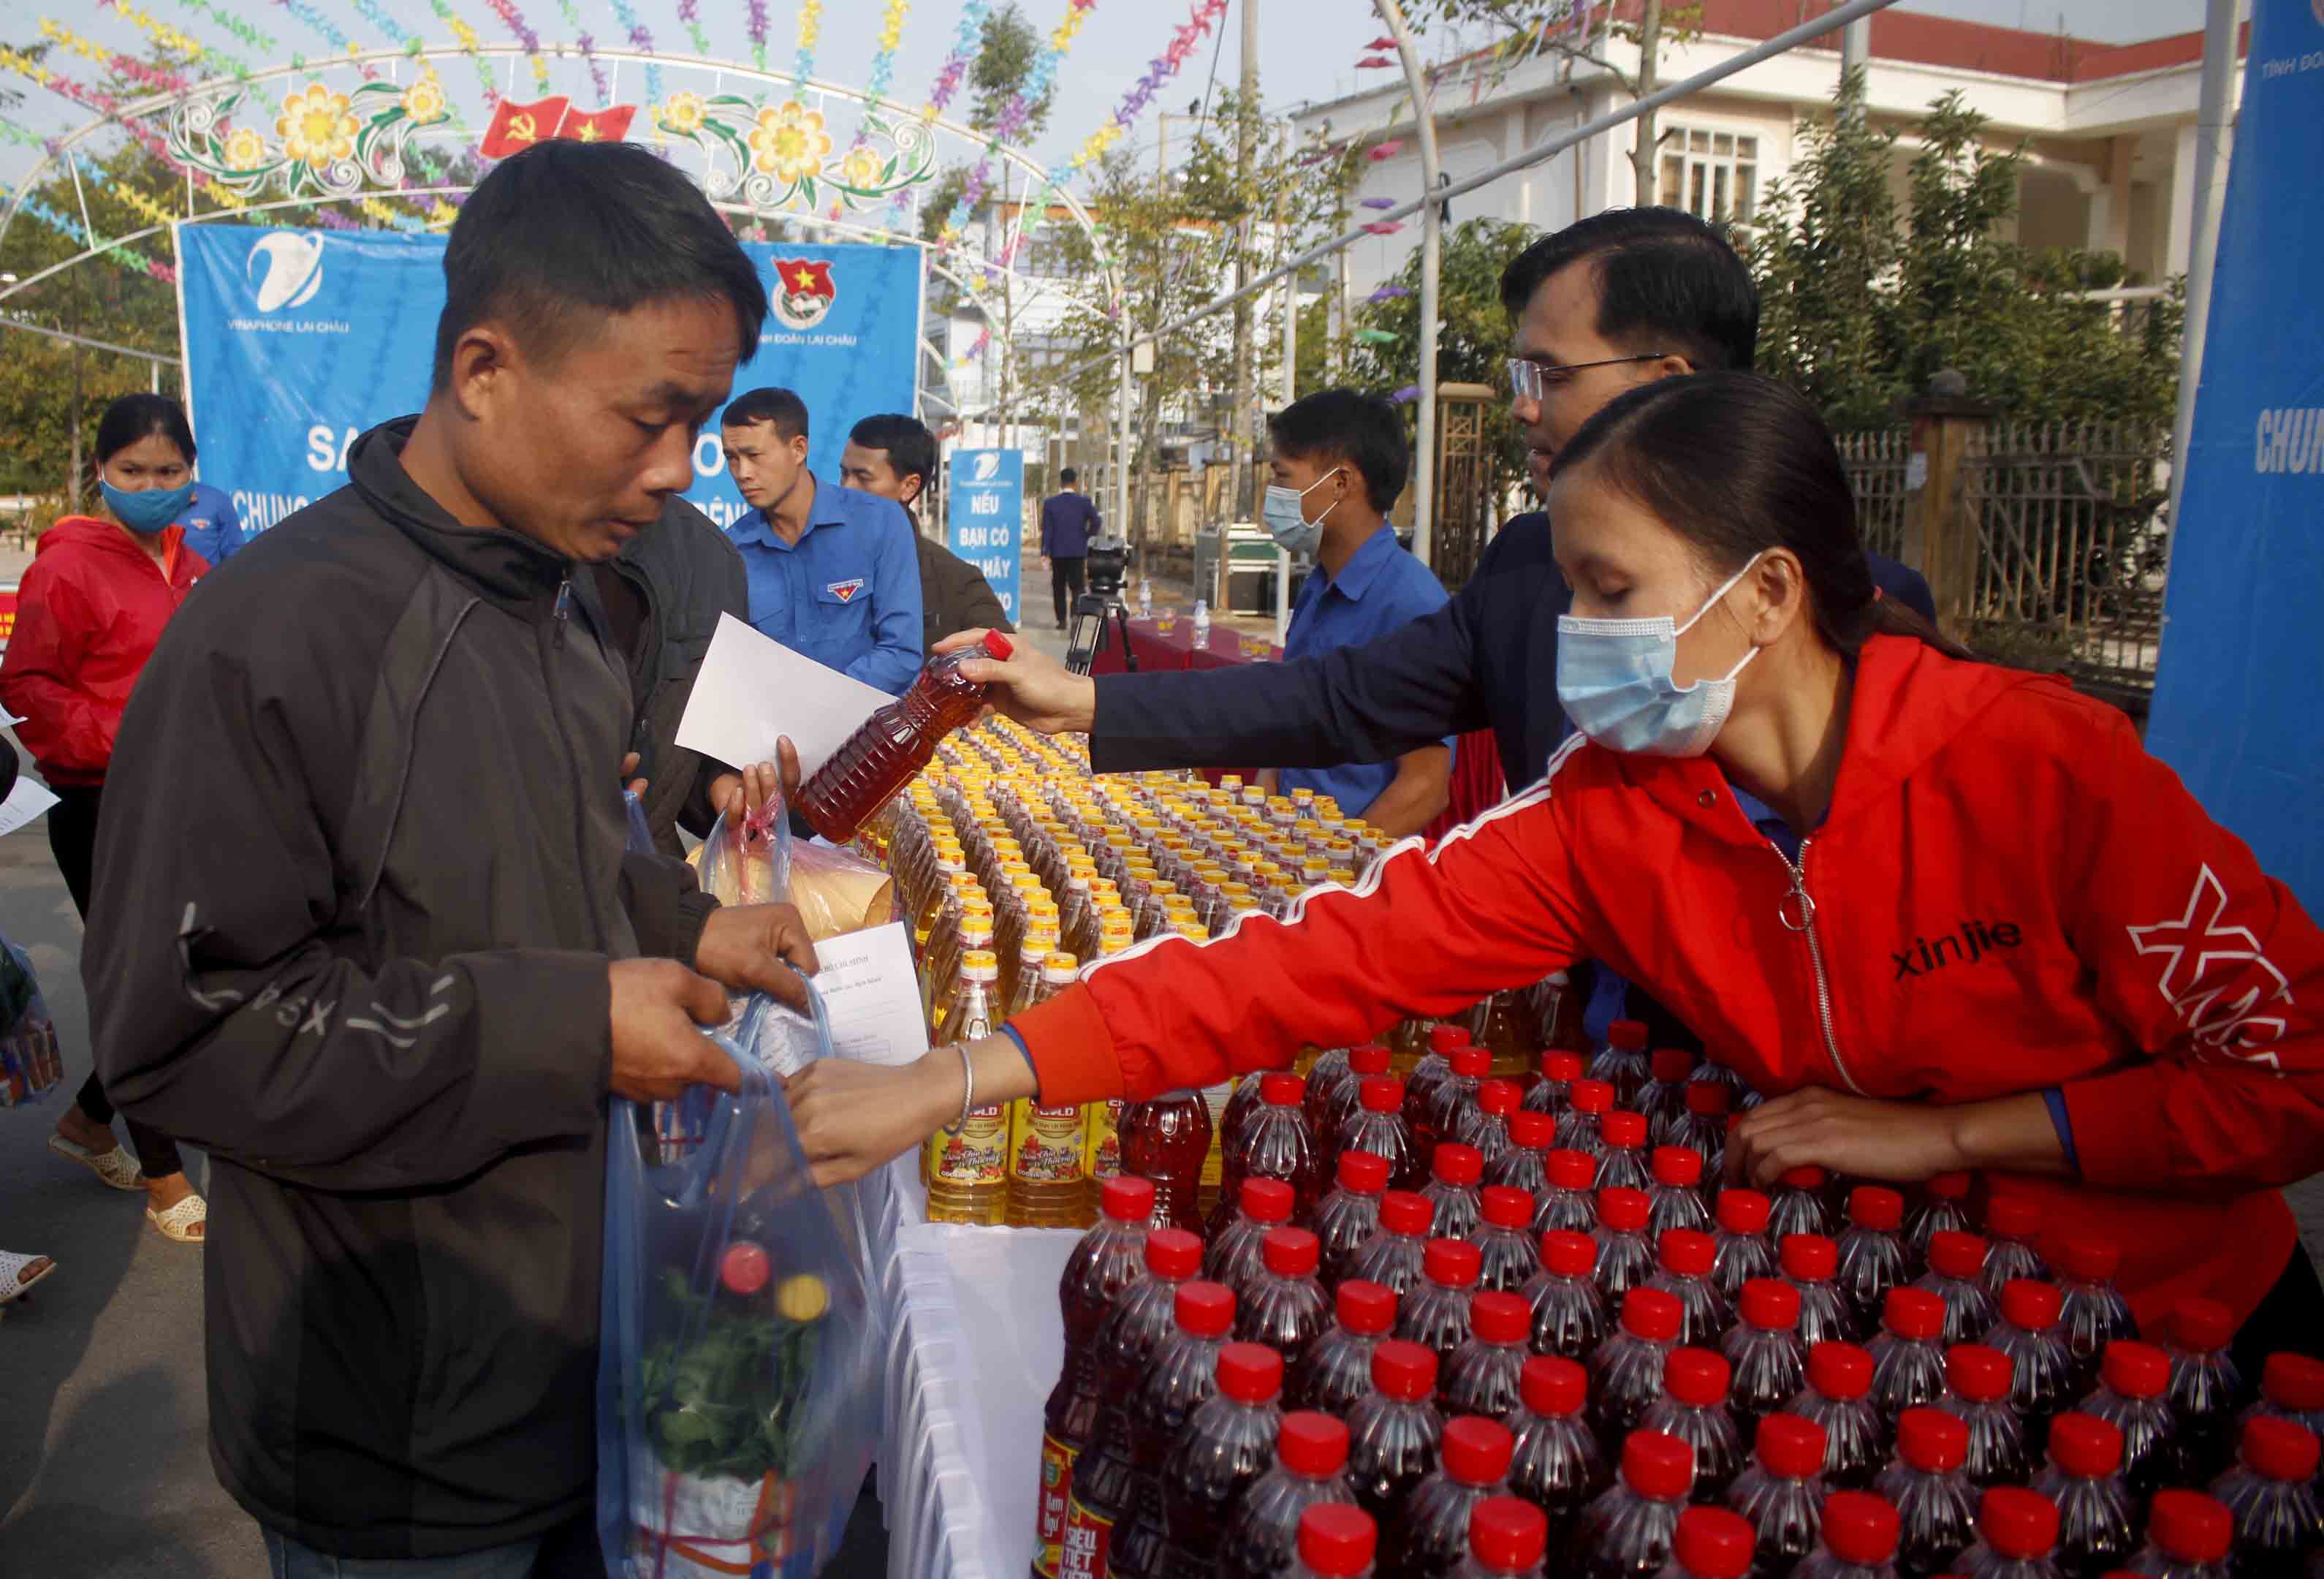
[2146,4,2324,915]
[947,449,1022,626]
[177,224,920,535]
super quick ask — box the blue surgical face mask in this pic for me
[100,477,195,536]
[1261,466,1342,558]
[1554,551,1766,757]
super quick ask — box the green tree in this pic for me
[969,2,1053,143]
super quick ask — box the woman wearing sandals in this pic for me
[1,393,214,1246]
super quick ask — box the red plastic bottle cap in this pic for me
[1653,1146,1704,1187]
[1522,1355,1588,1417]
[1260,1072,1305,1107]
[1370,1338,1439,1401]
[1947,1344,2011,1403]
[1848,1186,1905,1232]
[1442,1415,1516,1484]
[1666,1347,1731,1407]
[1433,1143,1484,1188]
[1719,1190,1771,1237]
[1927,1170,1972,1202]
[1978,1486,2059,1559]
[1336,1150,1391,1195]
[1359,1076,1405,1114]
[1471,1290,1532,1346]
[1263,1227,1321,1278]
[1778,1165,1828,1190]
[1146,1227,1205,1279]
[2054,1236,2121,1283]
[1927,1231,1989,1281]
[1897,1406,1970,1472]
[1685,1082,1731,1117]
[1810,1341,1875,1401]
[1242,1177,1296,1224]
[1652,1048,1696,1084]
[1445,1048,1487,1082]
[1482,1185,1534,1230]
[1602,1111,1648,1150]
[1883,1288,1945,1341]
[1623,1287,1685,1343]
[2046,1412,2125,1479]
[1740,1278,1801,1331]
[1424,1237,1483,1290]
[1622,1429,1695,1500]
[1467,1496,1549,1571]
[1380,1191,1432,1238]
[1541,1052,1584,1083]
[1820,1491,1902,1565]
[1756,1412,1828,1479]
[2148,1490,2234,1564]
[1543,1230,1599,1279]
[1296,1503,1377,1575]
[1985,1194,2041,1240]
[1337,1279,1399,1336]
[1277,1410,1351,1476]
[1509,1111,1555,1151]
[1218,1341,1284,1402]
[1781,1233,1837,1282]
[1571,1079,1614,1115]
[2242,1416,2323,1483]
[1609,1020,1649,1052]
[1176,1281,1237,1338]
[2000,1279,2062,1332]
[2173,1297,2237,1355]
[1674,1506,1755,1579]
[1660,1229,1716,1278]
[2102,1341,2171,1401]
[1429,1023,1474,1057]
[1548,1149,1597,1192]
[2264,1352,2324,1412]
[1600,1187,1651,1232]
[1101,1175,1158,1224]
[1351,1045,1393,1076]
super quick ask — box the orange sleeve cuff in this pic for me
[1014,984,1128,1107]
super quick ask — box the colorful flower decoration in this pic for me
[839,144,886,191]
[748,100,832,183]
[657,91,707,137]
[221,125,269,169]
[277,83,359,168]
[400,73,449,125]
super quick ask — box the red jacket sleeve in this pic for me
[1013,769,1596,1105]
[2054,702,2324,1195]
[0,557,114,777]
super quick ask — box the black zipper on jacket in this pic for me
[539,575,609,949]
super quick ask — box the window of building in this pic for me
[1657,126,1759,225]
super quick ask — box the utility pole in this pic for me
[1630,0,1664,205]
[1229,0,1260,522]
[1839,12,1871,121]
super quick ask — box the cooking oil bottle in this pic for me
[925,948,1006,1224]
[1006,951,1091,1228]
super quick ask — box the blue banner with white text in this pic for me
[178,224,920,535]
[946,449,1023,626]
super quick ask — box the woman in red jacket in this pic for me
[1,393,210,1244]
[792,373,2324,1362]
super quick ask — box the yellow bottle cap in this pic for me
[962,949,1000,977]
[1329,867,1357,885]
[777,1273,829,1322]
[1042,953,1080,981]
[1174,920,1209,942]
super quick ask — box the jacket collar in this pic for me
[348,417,574,614]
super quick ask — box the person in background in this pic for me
[1038,465,1100,631]
[719,386,923,694]
[0,392,210,1246]
[0,743,60,1309]
[174,477,248,567]
[1258,388,1451,837]
[841,412,1013,652]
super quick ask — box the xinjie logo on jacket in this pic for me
[772,258,836,330]
[1892,918,2023,981]
[2128,864,2295,1067]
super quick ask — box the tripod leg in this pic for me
[1109,602,1139,674]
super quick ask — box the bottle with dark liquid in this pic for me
[1157,1342,1286,1579]
[1723,1278,1810,1426]
[1644,1347,1748,1505]
[1295,1279,1400,1417]
[2028,1412,2135,1579]
[1591,1287,1684,1445]
[1521,1229,1607,1366]
[1484,1112,1554,1203]
[1310,1045,1388,1148]
[1979,1197,2048,1300]
[1558,1080,1614,1165]
[1239,1226,1333,1377]
[2051,1240,2137,1399]
[1532,1149,1600,1240]
[1951,1485,2062,1579]
[1725,1412,1828,1578]
[2162,1298,2245,1483]
[1585,1018,1653,1108]
[2206,1416,2323,1574]
[1291,1503,1378,1579]
[1570,1429,1693,1579]
[1341,1078,1426,1193]
[1913,1232,1998,1348]
[1712,1191,1778,1308]
[1669,1083,1732,1183]
[1345,1340,1448,1537]
[1443,1291,1533,1424]
[1456,1079,1521,1173]
[1223,1412,1361,1579]
[1649,1229,1728,1349]
[2122,1488,2234,1579]
[1940,1344,2031,1489]
[1788,1341,1884,1491]
[1595,1112,1653,1197]
[1472,1186,1541,1294]
[1069,1277,1233,1579]
[1215,1076,1325,1233]
[1453,1495,1551,1579]
[1421,1143,1486,1243]
[1505,1355,1607,1548]
[1221,1067,1294,1165]
[1399,1238,1483,1376]
[1403,1026,1473,1156]
[1793,1490,1902,1579]
[1593,1188,1658,1306]
[1348,1192,1435,1300]
[1874,1408,1976,1579]
[1210,1178,1300,1298]
[2240,1351,2324,1442]
[1638,1049,1698,1146]
[2081,1341,2181,1501]
[1399,1415,1517,1579]
[1835,1187,1912,1338]
[1986,1279,2075,1457]
[1869,1290,1952,1436]
[1769,1167,1837,1243]
[1313,1150,1392,1287]
[1902,1173,1973,1277]
[1645,1147,1712,1243]
[1522,1051,1581,1120]
[1785,1235,1857,1350]
[1035,1175,1158,1579]
[1121,1091,1215,1236]
[795,629,1014,842]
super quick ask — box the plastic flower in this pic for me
[277,84,357,167]
[400,74,447,124]
[658,91,707,135]
[221,126,269,170]
[748,100,830,182]
[838,145,884,190]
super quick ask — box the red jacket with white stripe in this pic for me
[1014,635,2324,1328]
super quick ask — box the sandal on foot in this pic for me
[48,1133,145,1192]
[147,1193,208,1246]
[0,1251,58,1304]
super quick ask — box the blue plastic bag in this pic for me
[596,982,880,1578]
[0,936,64,1107]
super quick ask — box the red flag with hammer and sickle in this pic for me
[481,95,571,159]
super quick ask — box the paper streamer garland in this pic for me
[167,0,279,56]
[935,0,1099,246]
[675,0,710,56]
[791,0,821,88]
[554,0,610,99]
[4,184,178,281]
[273,0,383,78]
[604,0,664,105]
[745,0,771,73]
[480,0,552,91]
[426,0,502,103]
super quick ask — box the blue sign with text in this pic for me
[946,448,1022,625]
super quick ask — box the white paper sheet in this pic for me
[0,778,59,838]
[673,613,890,779]
[757,920,930,1075]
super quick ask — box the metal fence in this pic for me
[1837,428,1914,564]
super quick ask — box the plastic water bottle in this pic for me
[1723,1278,1810,1425]
[2122,1488,2235,1579]
[2206,1415,2324,1572]
[1712,1191,1779,1308]
[1595,1188,1660,1305]
[1240,1227,1334,1377]
[2081,1340,2181,1500]
[1793,1488,1903,1579]
[1139,577,1153,619]
[2162,1298,2246,1483]
[1346,1339,1447,1534]
[1869,1290,1951,1434]
[1952,1485,2064,1579]
[1645,1148,1713,1243]
[1978,1197,2048,1300]
[1913,1232,1999,1348]
[1222,1411,1361,1579]
[2051,1239,2138,1398]
[2029,1411,2136,1579]
[1874,1408,1977,1578]
[1520,1229,1609,1366]
[1836,1187,1912,1338]
[1349,1191,1435,1300]
[1473,1186,1543,1295]
[1785,1235,1857,1349]
[1533,1149,1600,1239]
[1940,1343,2032,1488]
[1665,1506,1757,1579]
[1985,1279,2075,1456]
[1314,1151,1392,1287]
[1454,1496,1552,1579]
[1788,1341,1884,1490]
[1640,1347,1747,1504]
[1294,1279,1401,1417]
[1193,599,1211,646]
[1571,1430,1694,1579]
[1398,1416,1517,1579]
[1443,1291,1534,1424]
[1725,1412,1829,1577]
[1292,1502,1378,1579]
[1902,1173,1973,1276]
[1649,1229,1728,1349]
[1505,1355,1607,1546]
[1591,1287,1685,1444]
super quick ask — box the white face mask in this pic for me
[1261,466,1342,558]
[1554,552,1766,757]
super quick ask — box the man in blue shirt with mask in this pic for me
[718,386,922,693]
[175,481,246,567]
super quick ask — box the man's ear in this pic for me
[900,474,924,508]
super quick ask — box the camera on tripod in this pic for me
[1084,534,1130,598]
[1066,534,1137,676]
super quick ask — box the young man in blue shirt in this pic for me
[174,480,247,568]
[1261,388,1451,837]
[1038,466,1101,630]
[718,386,923,693]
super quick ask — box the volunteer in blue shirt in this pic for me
[1260,388,1452,838]
[1038,467,1101,630]
[173,480,246,568]
[718,386,923,693]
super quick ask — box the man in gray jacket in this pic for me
[87,140,816,1573]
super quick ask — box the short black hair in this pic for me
[849,412,937,493]
[1267,387,1410,514]
[1497,208,1758,374]
[723,387,810,441]
[95,393,196,467]
[1059,466,1079,485]
[433,140,767,389]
